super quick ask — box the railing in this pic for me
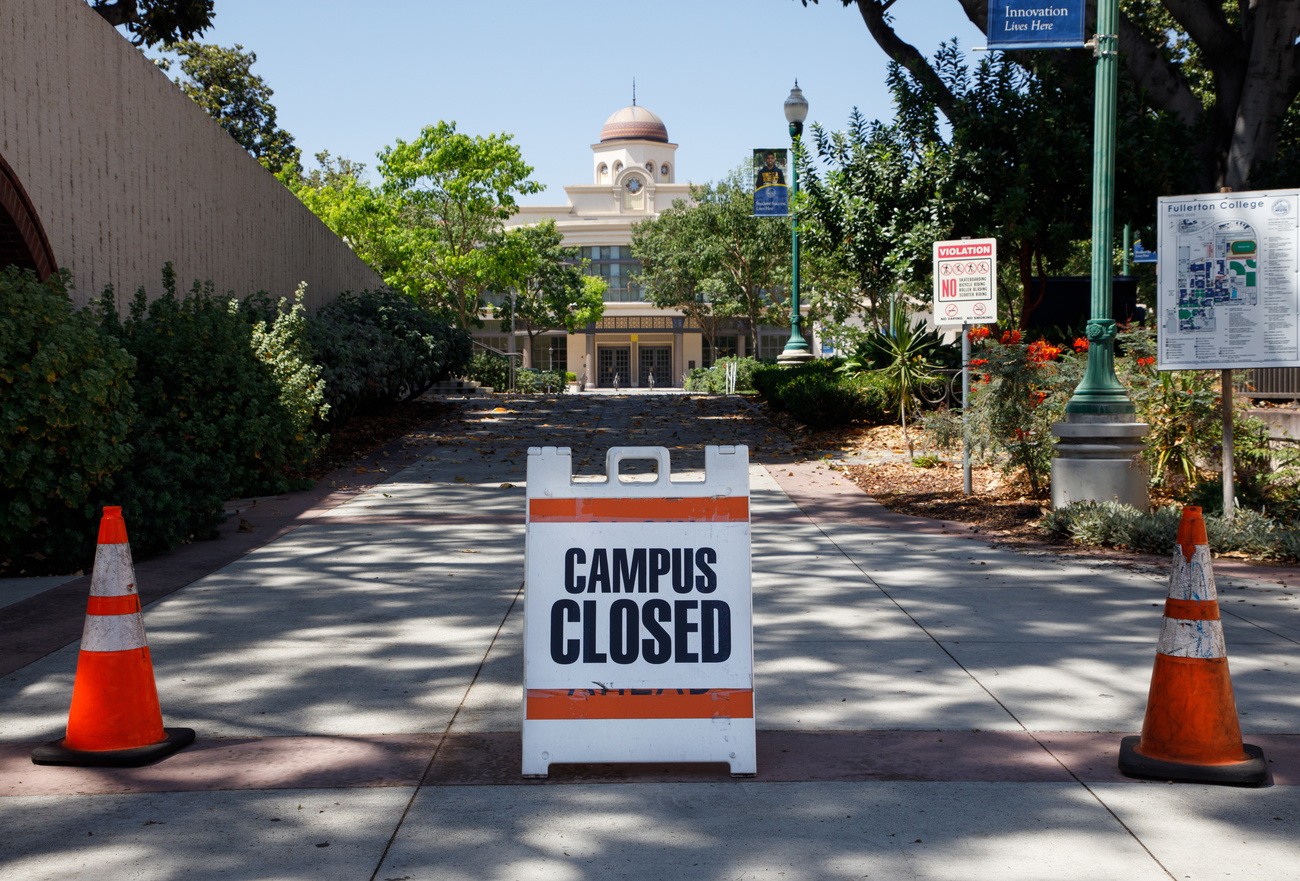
[472,339,523,392]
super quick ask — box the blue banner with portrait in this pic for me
[753,148,789,217]
[986,0,1086,50]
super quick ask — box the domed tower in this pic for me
[592,103,678,210]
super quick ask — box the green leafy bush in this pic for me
[465,351,510,391]
[779,372,879,428]
[96,267,328,554]
[683,357,761,393]
[0,268,136,567]
[752,360,889,428]
[752,359,840,409]
[515,368,568,394]
[308,289,471,420]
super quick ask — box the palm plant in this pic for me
[842,303,947,455]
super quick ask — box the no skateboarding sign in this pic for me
[522,446,755,776]
[933,238,998,325]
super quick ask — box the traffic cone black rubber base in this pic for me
[32,727,195,768]
[1119,735,1267,787]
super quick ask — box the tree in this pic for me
[632,170,790,356]
[89,0,214,47]
[799,102,956,333]
[159,42,299,173]
[799,46,1191,328]
[376,122,543,327]
[282,152,403,281]
[490,220,607,358]
[799,0,1300,191]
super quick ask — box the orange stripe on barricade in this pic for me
[1164,597,1220,621]
[86,594,142,616]
[530,496,748,523]
[526,688,754,720]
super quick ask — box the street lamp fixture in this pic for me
[778,81,814,365]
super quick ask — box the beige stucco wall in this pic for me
[0,0,382,310]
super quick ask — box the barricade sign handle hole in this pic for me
[607,447,672,484]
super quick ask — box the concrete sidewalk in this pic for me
[1,393,1298,880]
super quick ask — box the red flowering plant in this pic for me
[951,326,1083,496]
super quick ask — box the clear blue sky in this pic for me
[175,0,985,204]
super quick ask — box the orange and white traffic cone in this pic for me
[32,507,194,767]
[1119,506,1266,785]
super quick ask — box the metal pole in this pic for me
[1064,0,1134,417]
[1223,368,1235,519]
[781,125,811,359]
[962,323,972,496]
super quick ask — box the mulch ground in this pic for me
[788,422,1057,544]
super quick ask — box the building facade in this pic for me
[480,104,796,388]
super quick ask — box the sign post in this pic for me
[932,238,998,326]
[933,238,997,498]
[522,445,755,777]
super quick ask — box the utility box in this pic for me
[522,445,755,777]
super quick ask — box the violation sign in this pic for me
[522,445,755,777]
[933,238,998,325]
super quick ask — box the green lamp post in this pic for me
[1049,0,1149,509]
[778,81,814,365]
[1065,0,1133,417]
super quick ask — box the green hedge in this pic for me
[752,360,890,428]
[683,357,762,393]
[2,267,468,572]
[0,268,135,565]
[306,289,471,421]
[94,268,328,554]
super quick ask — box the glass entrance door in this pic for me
[597,347,630,388]
[638,346,672,388]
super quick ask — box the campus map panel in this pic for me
[1157,190,1300,370]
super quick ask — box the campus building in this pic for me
[479,103,800,388]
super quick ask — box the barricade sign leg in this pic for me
[522,445,755,777]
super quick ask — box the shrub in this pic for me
[960,331,1083,496]
[465,351,510,391]
[308,289,471,420]
[779,372,869,428]
[247,286,328,477]
[95,267,328,554]
[0,268,136,567]
[752,359,839,409]
[751,360,889,429]
[684,357,762,394]
[515,368,568,394]
[1039,501,1300,561]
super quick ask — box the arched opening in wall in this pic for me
[0,152,56,280]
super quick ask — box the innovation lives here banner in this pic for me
[986,0,1086,50]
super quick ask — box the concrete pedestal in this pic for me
[1050,418,1150,510]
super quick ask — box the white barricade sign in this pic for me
[522,445,755,777]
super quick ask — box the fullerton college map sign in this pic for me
[933,238,998,325]
[985,1,1087,50]
[1156,190,1300,370]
